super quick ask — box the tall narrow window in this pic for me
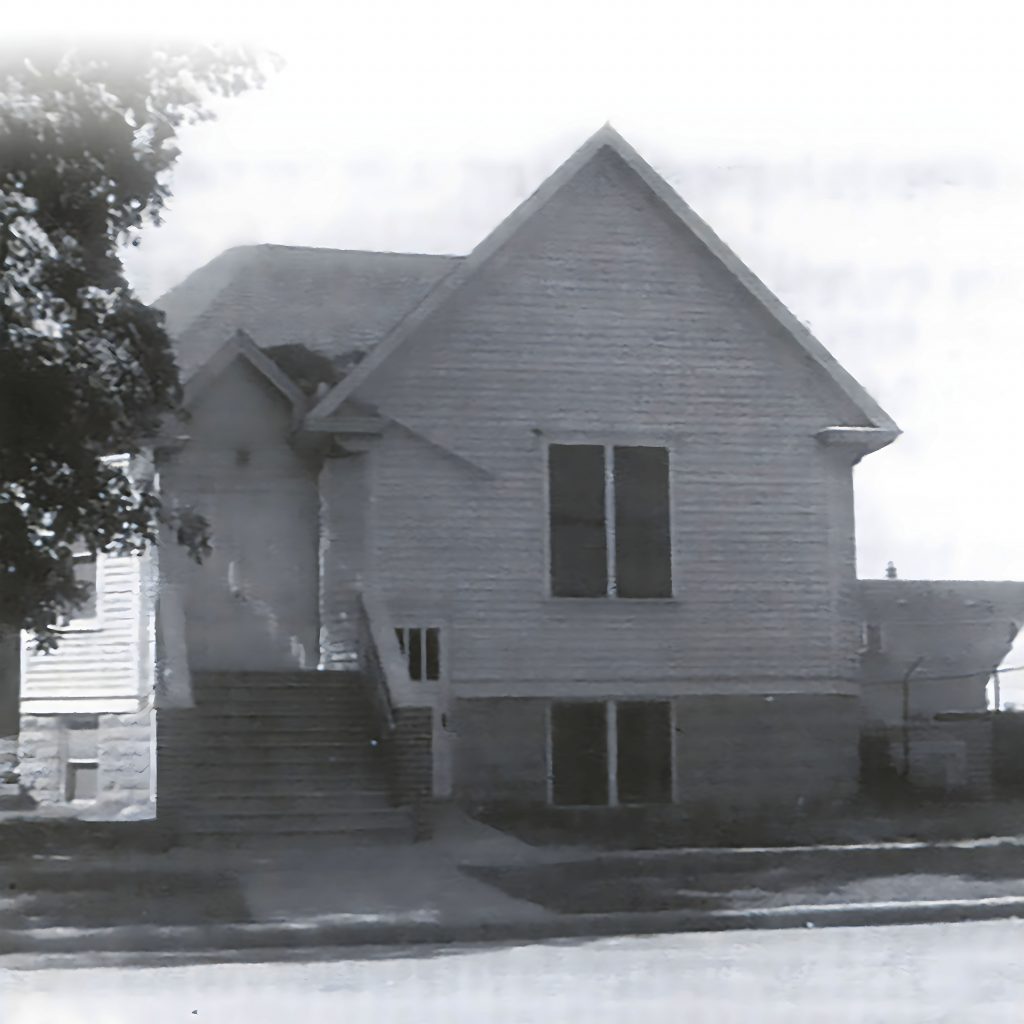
[548,444,607,597]
[614,446,672,598]
[548,444,671,598]
[551,702,608,805]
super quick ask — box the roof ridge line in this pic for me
[248,243,463,259]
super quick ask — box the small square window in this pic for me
[66,761,99,803]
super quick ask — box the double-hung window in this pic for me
[547,443,672,598]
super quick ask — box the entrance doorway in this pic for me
[550,700,673,806]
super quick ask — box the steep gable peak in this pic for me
[183,328,308,424]
[308,125,900,443]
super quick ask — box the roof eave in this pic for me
[816,425,901,457]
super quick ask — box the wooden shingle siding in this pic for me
[360,150,864,692]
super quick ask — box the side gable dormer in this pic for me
[183,329,308,429]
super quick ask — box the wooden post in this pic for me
[901,657,924,780]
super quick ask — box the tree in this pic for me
[0,43,277,646]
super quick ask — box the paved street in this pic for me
[3,920,1024,1023]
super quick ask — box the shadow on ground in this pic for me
[0,865,251,929]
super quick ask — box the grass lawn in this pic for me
[464,841,1024,915]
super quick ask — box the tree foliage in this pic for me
[0,43,275,646]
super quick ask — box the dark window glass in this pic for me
[614,446,672,598]
[408,628,423,680]
[425,628,441,681]
[551,701,608,805]
[549,445,607,597]
[617,701,672,804]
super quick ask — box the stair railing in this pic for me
[355,586,417,737]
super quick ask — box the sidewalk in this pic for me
[4,808,1024,968]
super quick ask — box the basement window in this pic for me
[66,761,99,803]
[63,715,99,803]
[395,627,442,682]
[547,444,672,598]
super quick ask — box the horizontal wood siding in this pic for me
[360,149,864,691]
[21,551,145,703]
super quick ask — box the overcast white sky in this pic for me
[15,1,1024,594]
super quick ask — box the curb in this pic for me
[4,895,1024,967]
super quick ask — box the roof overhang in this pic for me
[816,426,901,458]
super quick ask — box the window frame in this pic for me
[542,439,675,600]
[862,622,884,655]
[56,548,104,633]
[545,698,678,807]
[394,625,445,683]
[65,759,100,803]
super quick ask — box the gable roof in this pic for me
[182,328,308,421]
[154,244,461,379]
[308,125,900,438]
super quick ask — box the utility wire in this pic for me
[864,663,1024,686]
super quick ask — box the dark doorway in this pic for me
[551,702,608,805]
[617,701,672,804]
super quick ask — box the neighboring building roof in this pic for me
[153,244,462,379]
[859,579,1024,687]
[309,124,901,443]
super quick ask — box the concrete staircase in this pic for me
[156,671,413,841]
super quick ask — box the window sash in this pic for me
[394,626,442,682]
[548,443,671,599]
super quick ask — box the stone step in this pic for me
[157,766,393,788]
[192,671,365,684]
[159,726,382,740]
[161,715,378,728]
[178,807,413,836]
[163,792,395,815]
[178,709,377,722]
[191,692,375,707]
[159,737,385,753]
[191,678,371,697]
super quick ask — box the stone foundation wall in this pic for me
[18,708,155,819]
